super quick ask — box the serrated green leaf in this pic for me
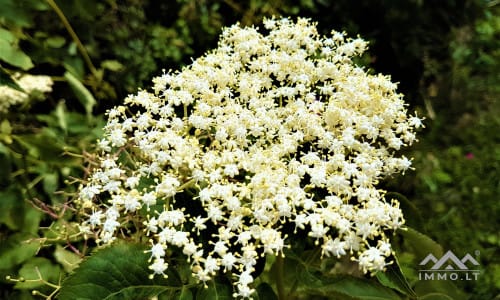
[64,71,96,118]
[196,280,233,300]
[57,243,183,300]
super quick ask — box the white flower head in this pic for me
[78,17,422,297]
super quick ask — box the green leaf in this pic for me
[433,171,452,184]
[297,268,401,300]
[57,243,183,300]
[376,255,417,297]
[413,280,468,300]
[0,119,12,134]
[0,66,24,91]
[0,190,24,230]
[55,100,68,132]
[0,39,33,70]
[0,142,11,182]
[64,71,96,118]
[0,27,16,43]
[175,286,193,300]
[0,233,40,269]
[42,172,59,195]
[0,0,32,27]
[54,245,82,273]
[195,280,233,300]
[15,257,61,289]
[315,275,402,300]
[45,36,66,48]
[399,227,444,261]
[0,189,42,233]
[101,60,124,72]
[255,283,278,300]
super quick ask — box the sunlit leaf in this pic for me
[101,60,124,72]
[55,100,68,132]
[45,36,66,48]
[0,39,33,70]
[64,71,96,118]
[54,245,82,273]
[15,257,61,290]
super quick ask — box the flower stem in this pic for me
[275,254,286,300]
[45,0,98,78]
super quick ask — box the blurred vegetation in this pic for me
[0,0,498,299]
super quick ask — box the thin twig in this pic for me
[45,0,99,78]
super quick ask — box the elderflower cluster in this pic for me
[78,17,422,298]
[0,74,53,113]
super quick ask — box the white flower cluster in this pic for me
[0,74,53,114]
[78,18,423,298]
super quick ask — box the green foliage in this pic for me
[58,243,183,300]
[0,0,497,299]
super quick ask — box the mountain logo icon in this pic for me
[419,250,480,270]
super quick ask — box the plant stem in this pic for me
[45,0,98,78]
[275,254,286,300]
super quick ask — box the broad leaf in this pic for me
[399,227,444,261]
[53,245,82,273]
[0,39,33,70]
[413,279,468,300]
[15,257,61,289]
[301,273,402,300]
[376,255,417,297]
[0,233,40,269]
[57,243,183,300]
